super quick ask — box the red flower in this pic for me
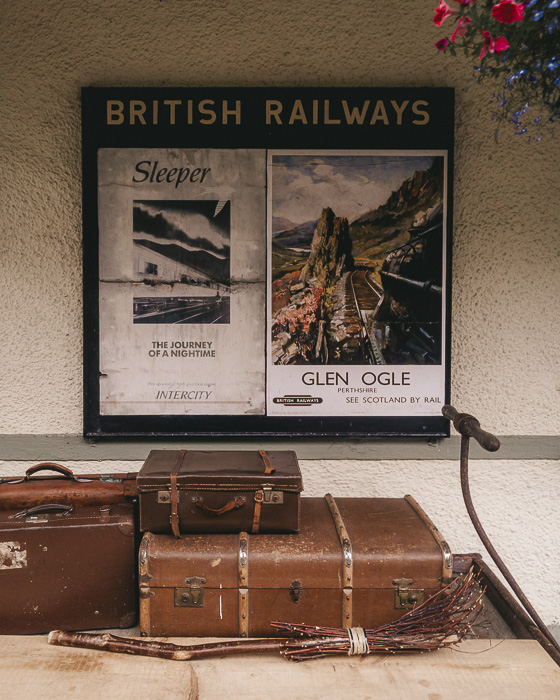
[450,16,472,42]
[433,0,456,27]
[435,38,450,51]
[491,1,524,24]
[479,30,510,59]
[479,30,492,59]
[491,36,510,54]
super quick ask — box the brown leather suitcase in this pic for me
[137,450,302,536]
[139,495,452,637]
[0,502,137,634]
[0,462,138,510]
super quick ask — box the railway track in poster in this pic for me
[347,269,386,365]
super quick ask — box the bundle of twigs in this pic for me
[275,568,484,661]
[48,568,483,663]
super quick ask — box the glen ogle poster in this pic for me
[82,87,453,437]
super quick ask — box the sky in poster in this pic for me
[271,154,436,225]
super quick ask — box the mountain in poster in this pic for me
[272,217,317,249]
[350,159,444,261]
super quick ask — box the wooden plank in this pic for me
[1,636,197,700]
[1,637,559,699]
[189,640,560,699]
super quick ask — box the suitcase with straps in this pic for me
[137,449,303,536]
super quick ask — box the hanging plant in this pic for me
[433,1,560,141]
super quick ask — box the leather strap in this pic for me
[258,450,275,475]
[252,452,275,532]
[325,493,354,628]
[194,496,245,516]
[252,490,264,533]
[169,451,185,539]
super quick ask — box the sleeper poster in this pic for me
[96,148,265,418]
[82,87,453,437]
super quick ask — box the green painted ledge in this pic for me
[0,435,558,461]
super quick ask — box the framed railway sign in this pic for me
[82,87,454,438]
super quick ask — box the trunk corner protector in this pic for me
[404,494,453,580]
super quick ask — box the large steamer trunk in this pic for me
[139,495,452,637]
[0,503,137,634]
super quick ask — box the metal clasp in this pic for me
[261,488,284,504]
[174,576,206,607]
[393,578,425,609]
[289,579,303,603]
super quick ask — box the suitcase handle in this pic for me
[442,405,500,452]
[23,463,93,483]
[259,450,276,475]
[13,503,74,519]
[194,496,245,516]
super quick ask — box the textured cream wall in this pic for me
[2,0,559,434]
[1,1,559,627]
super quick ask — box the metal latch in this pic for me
[174,576,206,607]
[289,579,303,603]
[393,578,425,609]
[262,489,283,504]
[158,490,172,504]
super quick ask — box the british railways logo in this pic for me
[272,395,323,406]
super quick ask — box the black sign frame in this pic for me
[82,87,454,438]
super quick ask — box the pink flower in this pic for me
[491,36,510,54]
[479,30,492,59]
[435,38,450,51]
[451,0,476,5]
[491,1,524,24]
[450,16,472,42]
[479,30,510,59]
[433,1,456,27]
